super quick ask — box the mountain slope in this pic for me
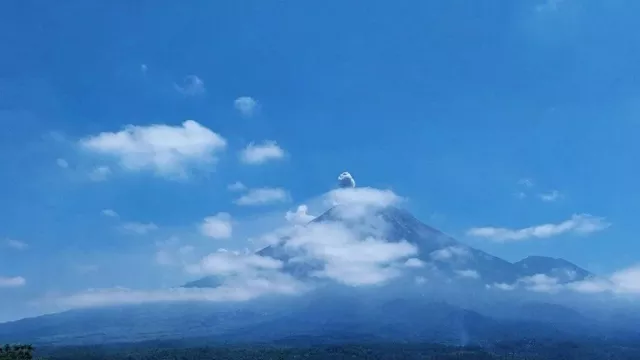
[514,256,593,283]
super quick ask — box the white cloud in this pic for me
[234,96,258,117]
[5,239,28,250]
[430,246,470,261]
[80,120,227,177]
[326,187,401,208]
[0,276,26,288]
[404,258,425,268]
[187,249,283,277]
[234,188,290,206]
[466,214,610,242]
[101,209,118,218]
[47,278,304,309]
[239,141,285,165]
[56,158,69,168]
[88,166,111,181]
[456,269,480,279]
[338,172,356,188]
[285,205,315,225]
[539,190,562,202]
[121,222,158,235]
[227,181,247,192]
[200,213,233,239]
[174,75,205,96]
[488,264,640,296]
[568,265,640,295]
[283,220,418,286]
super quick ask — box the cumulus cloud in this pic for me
[285,205,315,225]
[404,258,426,268]
[88,165,111,181]
[234,188,290,206]
[174,75,205,96]
[466,214,610,242]
[326,187,400,208]
[338,172,356,188]
[227,181,247,192]
[234,96,258,117]
[239,141,285,165]
[121,222,159,235]
[200,213,233,239]
[80,120,226,177]
[282,219,418,286]
[101,209,118,218]
[323,187,402,220]
[5,239,28,250]
[0,276,26,288]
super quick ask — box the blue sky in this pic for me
[2,0,640,321]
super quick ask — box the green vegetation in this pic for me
[4,340,640,359]
[0,344,34,360]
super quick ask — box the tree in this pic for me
[0,344,34,360]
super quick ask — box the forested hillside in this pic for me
[1,340,636,360]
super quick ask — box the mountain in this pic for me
[0,204,623,346]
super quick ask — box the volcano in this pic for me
[0,204,609,346]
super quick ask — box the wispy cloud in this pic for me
[456,269,480,279]
[88,166,111,181]
[5,239,28,250]
[56,158,69,168]
[467,214,610,242]
[0,276,26,288]
[234,96,258,117]
[101,209,118,218]
[227,181,247,192]
[536,0,565,12]
[430,246,470,261]
[200,213,233,239]
[80,120,227,177]
[74,264,99,274]
[239,141,285,165]
[538,190,562,202]
[121,222,159,235]
[174,75,205,96]
[234,188,290,206]
[518,178,534,188]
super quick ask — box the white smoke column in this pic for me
[338,172,356,188]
